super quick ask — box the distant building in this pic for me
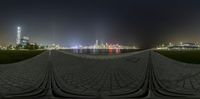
[95,40,99,46]
[16,26,30,46]
[20,36,30,46]
[70,40,138,50]
[157,42,200,50]
[168,43,199,49]
[46,44,64,50]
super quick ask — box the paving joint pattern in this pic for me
[0,50,199,99]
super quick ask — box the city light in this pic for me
[156,42,200,50]
[17,26,21,45]
[1,26,138,50]
[70,40,138,50]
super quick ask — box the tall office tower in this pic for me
[96,40,99,46]
[17,26,21,45]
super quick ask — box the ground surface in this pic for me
[0,50,199,99]
[155,50,200,64]
[0,50,44,64]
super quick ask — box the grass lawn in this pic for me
[0,50,44,64]
[155,50,200,64]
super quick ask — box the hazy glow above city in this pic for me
[0,0,200,49]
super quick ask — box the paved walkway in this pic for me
[0,50,199,99]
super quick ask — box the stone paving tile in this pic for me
[0,50,200,99]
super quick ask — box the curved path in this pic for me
[0,50,199,99]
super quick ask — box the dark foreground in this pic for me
[156,50,200,64]
[0,50,200,99]
[0,50,44,64]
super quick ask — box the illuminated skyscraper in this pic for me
[95,40,99,46]
[16,26,21,45]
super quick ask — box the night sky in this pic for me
[0,0,200,48]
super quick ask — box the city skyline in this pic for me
[0,26,139,48]
[1,25,200,49]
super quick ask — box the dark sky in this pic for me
[0,0,200,48]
